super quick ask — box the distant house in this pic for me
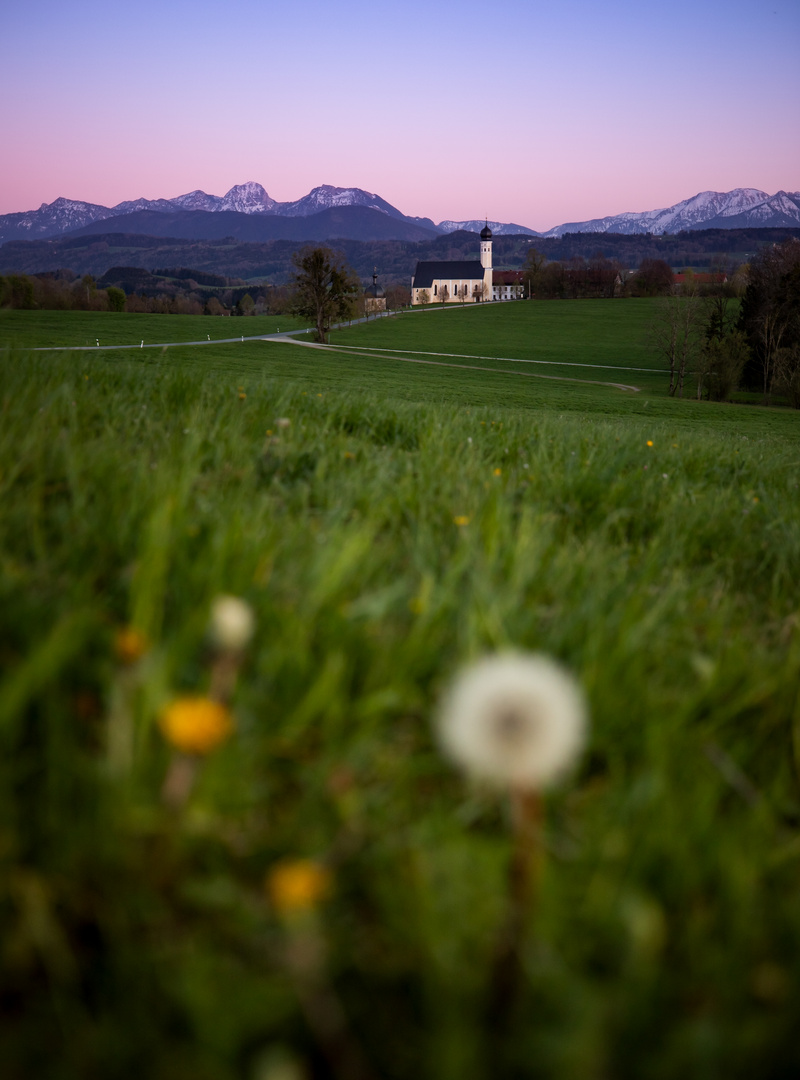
[492,269,525,301]
[411,223,494,304]
[673,272,728,287]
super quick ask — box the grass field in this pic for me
[0,309,309,348]
[1,305,799,1079]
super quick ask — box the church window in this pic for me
[434,284,437,296]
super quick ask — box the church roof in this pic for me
[364,282,385,297]
[412,260,485,288]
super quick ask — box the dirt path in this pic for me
[271,337,641,393]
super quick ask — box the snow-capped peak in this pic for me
[541,187,798,237]
[219,182,276,214]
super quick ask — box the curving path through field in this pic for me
[28,307,642,391]
[270,337,642,393]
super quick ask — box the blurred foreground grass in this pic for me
[1,348,799,1080]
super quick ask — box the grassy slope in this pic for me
[4,302,795,440]
[0,309,308,347]
[332,299,667,370]
[1,308,799,1077]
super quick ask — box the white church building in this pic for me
[411,223,495,305]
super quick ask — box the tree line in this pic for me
[0,268,298,317]
[647,238,800,406]
[2,227,798,287]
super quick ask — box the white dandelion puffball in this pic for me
[436,652,588,789]
[209,595,255,652]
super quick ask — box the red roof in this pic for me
[673,272,727,284]
[493,270,524,284]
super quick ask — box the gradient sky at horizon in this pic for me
[2,0,798,230]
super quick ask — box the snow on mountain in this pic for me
[2,185,799,247]
[438,218,540,237]
[708,190,800,228]
[276,185,406,219]
[169,184,276,213]
[541,188,800,237]
[112,197,178,215]
[169,189,223,212]
[218,182,276,214]
[0,197,114,243]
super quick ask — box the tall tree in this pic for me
[738,238,800,403]
[291,246,359,343]
[634,258,674,297]
[522,247,546,297]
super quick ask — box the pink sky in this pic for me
[2,0,798,231]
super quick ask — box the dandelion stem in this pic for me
[283,925,376,1080]
[487,787,542,1032]
[209,651,241,704]
[161,754,198,809]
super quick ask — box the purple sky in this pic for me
[2,0,798,230]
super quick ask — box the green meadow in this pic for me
[1,303,799,1079]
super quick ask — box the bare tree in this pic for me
[522,247,546,297]
[697,330,749,402]
[417,289,430,308]
[650,293,703,398]
[773,343,800,408]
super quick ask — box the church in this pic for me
[411,223,494,305]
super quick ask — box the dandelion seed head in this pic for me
[210,595,255,652]
[275,417,291,429]
[436,652,587,790]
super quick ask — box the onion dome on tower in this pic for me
[480,221,493,240]
[364,267,385,299]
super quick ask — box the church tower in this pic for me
[480,221,493,269]
[480,221,492,300]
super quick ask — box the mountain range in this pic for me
[1,182,798,248]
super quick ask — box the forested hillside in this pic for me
[2,228,798,284]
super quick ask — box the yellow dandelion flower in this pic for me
[267,859,331,914]
[344,451,355,460]
[114,627,148,664]
[239,393,247,400]
[159,697,234,755]
[493,468,502,477]
[453,515,470,526]
[647,441,653,447]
